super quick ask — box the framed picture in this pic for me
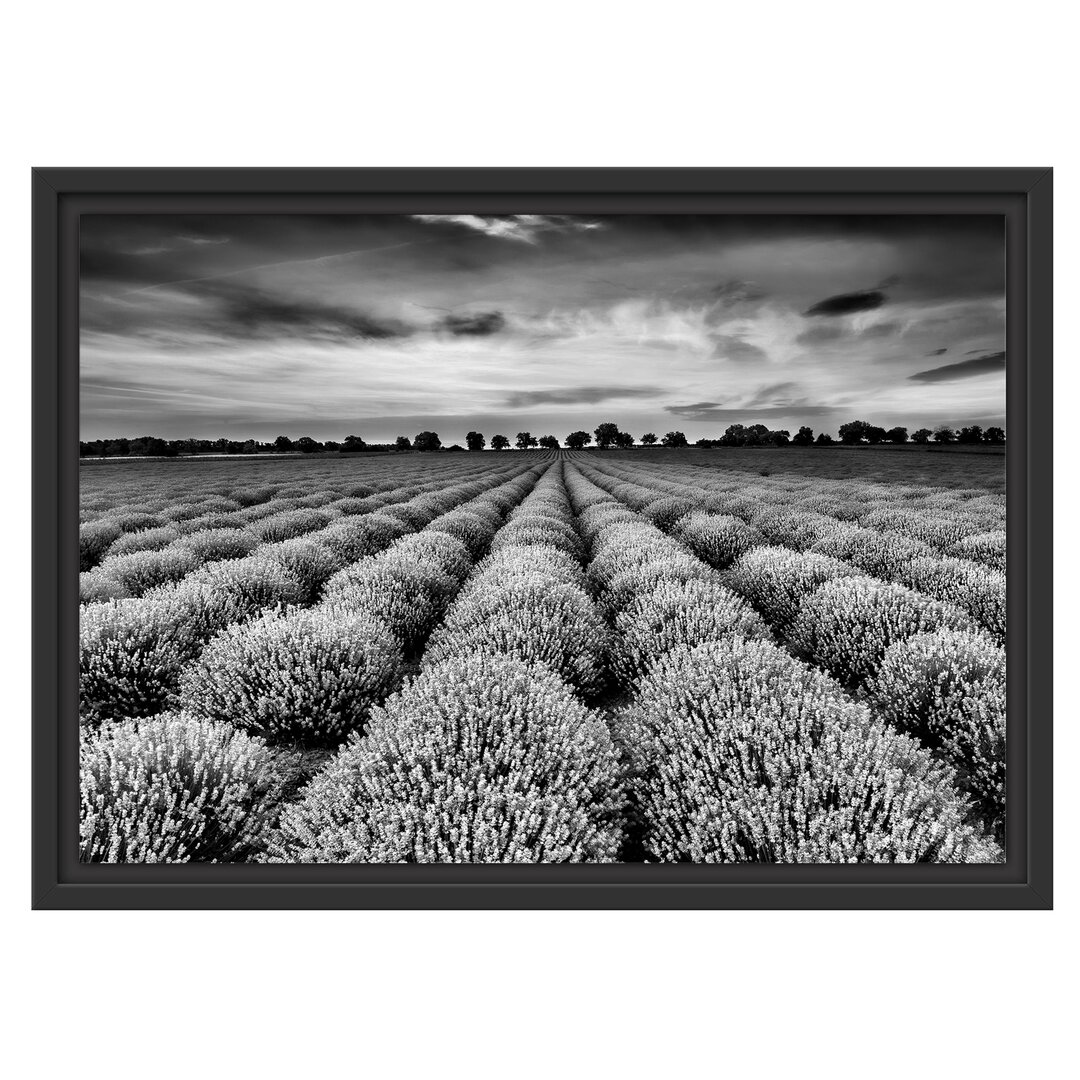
[32,167,1052,909]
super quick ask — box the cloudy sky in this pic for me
[80,213,1006,443]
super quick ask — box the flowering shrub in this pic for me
[80,598,205,724]
[80,520,124,571]
[725,546,854,629]
[619,638,998,863]
[269,655,624,863]
[175,528,260,563]
[173,512,242,536]
[108,511,165,533]
[96,546,202,596]
[295,489,342,509]
[675,513,762,569]
[81,713,287,862]
[162,501,220,523]
[642,496,697,531]
[260,537,347,602]
[470,544,587,593]
[953,530,1006,572]
[317,513,408,562]
[250,508,336,543]
[901,557,1006,639]
[80,571,132,604]
[585,522,690,593]
[426,576,609,698]
[399,531,473,584]
[426,509,498,559]
[787,576,967,686]
[864,629,1006,828]
[230,484,279,507]
[576,503,639,545]
[611,578,769,684]
[602,557,717,613]
[811,528,936,582]
[862,507,973,550]
[750,509,859,552]
[378,503,437,530]
[106,525,181,558]
[322,560,454,654]
[179,606,404,743]
[490,517,584,560]
[166,555,308,636]
[325,496,376,516]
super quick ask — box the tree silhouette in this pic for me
[538,435,560,449]
[414,431,442,452]
[838,420,871,445]
[491,434,510,451]
[565,431,592,449]
[792,426,814,446]
[516,431,538,450]
[640,433,657,446]
[662,431,688,447]
[465,431,486,452]
[594,422,620,449]
[886,427,908,444]
[911,428,932,444]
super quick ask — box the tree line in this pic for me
[80,420,1005,457]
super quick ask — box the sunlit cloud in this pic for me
[411,213,605,244]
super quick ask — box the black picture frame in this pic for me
[33,167,1053,910]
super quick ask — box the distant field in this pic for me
[81,441,1006,495]
[79,448,1006,865]
[599,444,1006,492]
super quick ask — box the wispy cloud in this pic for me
[412,214,604,244]
[665,401,837,421]
[124,235,232,257]
[503,385,660,409]
[120,239,427,295]
[176,235,231,246]
[908,350,1005,383]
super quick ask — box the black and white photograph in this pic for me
[78,210,1008,865]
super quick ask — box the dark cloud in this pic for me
[709,334,768,363]
[927,347,949,356]
[84,277,411,344]
[439,311,506,336]
[908,351,1005,383]
[804,289,886,317]
[503,385,660,409]
[187,280,409,341]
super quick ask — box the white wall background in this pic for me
[1,3,1072,1076]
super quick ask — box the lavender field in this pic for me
[79,448,1006,863]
